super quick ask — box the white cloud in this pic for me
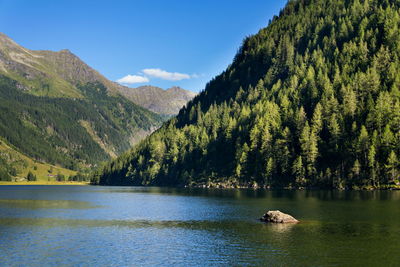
[116,75,149,84]
[142,68,193,81]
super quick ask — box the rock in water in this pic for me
[260,210,299,223]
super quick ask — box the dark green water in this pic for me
[0,186,399,266]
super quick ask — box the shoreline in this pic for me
[186,183,400,191]
[4,180,400,190]
[91,182,400,191]
[0,181,89,186]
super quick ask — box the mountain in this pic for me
[95,0,400,189]
[0,34,163,173]
[117,85,197,115]
[0,32,128,97]
[0,33,195,116]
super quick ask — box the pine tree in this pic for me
[385,151,398,184]
[292,156,305,187]
[27,171,37,182]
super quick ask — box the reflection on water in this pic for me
[261,221,298,234]
[0,217,314,233]
[0,199,98,209]
[0,186,399,266]
[92,186,400,201]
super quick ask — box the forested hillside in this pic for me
[95,0,400,189]
[0,75,162,171]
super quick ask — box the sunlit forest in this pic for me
[95,0,400,189]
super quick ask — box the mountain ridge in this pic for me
[0,32,128,98]
[117,85,196,115]
[0,32,196,116]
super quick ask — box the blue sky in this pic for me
[0,0,287,92]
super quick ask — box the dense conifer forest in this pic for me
[94,0,400,189]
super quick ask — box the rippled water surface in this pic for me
[0,186,399,266]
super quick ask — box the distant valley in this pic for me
[0,33,195,181]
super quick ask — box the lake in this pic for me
[0,186,399,266]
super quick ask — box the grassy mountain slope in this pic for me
[117,85,197,115]
[0,33,82,98]
[96,0,400,189]
[0,138,76,182]
[0,32,125,98]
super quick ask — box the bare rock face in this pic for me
[117,85,197,115]
[260,210,299,223]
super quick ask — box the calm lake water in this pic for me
[0,186,399,266]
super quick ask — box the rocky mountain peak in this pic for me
[59,49,72,54]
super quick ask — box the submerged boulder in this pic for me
[260,210,299,223]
